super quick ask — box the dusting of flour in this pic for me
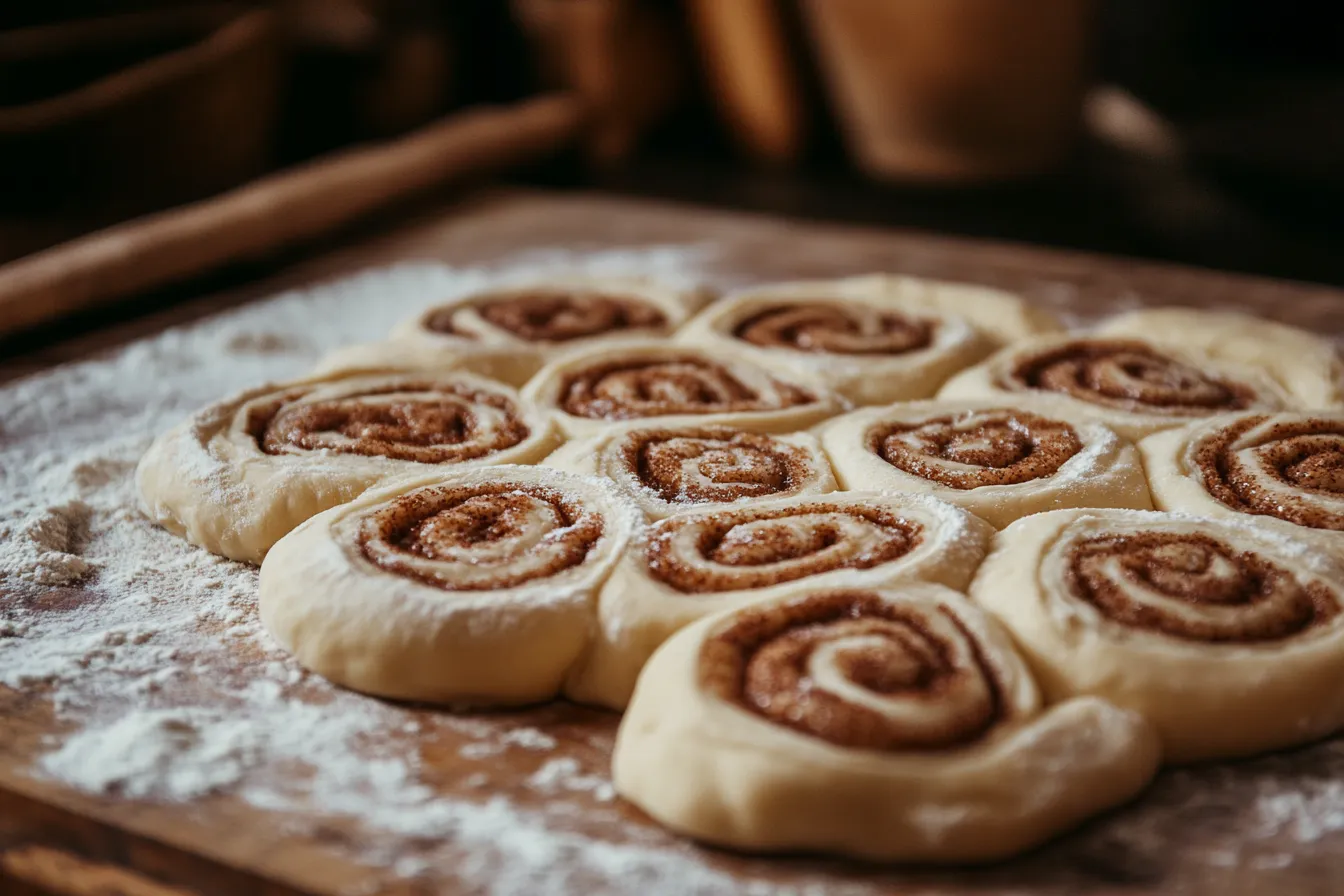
[3,243,1344,894]
[0,246,804,895]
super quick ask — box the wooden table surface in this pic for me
[4,189,1344,896]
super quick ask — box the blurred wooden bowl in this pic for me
[802,0,1093,183]
[0,5,283,215]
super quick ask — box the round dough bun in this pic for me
[137,370,560,563]
[521,340,846,438]
[1095,306,1344,408]
[259,466,639,705]
[971,508,1344,762]
[938,333,1295,440]
[675,274,1060,405]
[313,277,707,385]
[1140,411,1344,535]
[565,491,993,710]
[820,396,1152,527]
[613,584,1159,862]
[542,424,837,520]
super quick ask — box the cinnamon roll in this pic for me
[971,508,1344,761]
[821,397,1152,527]
[521,342,844,438]
[1095,307,1344,408]
[259,466,638,705]
[564,491,993,709]
[137,371,560,563]
[1141,411,1344,535]
[315,278,704,385]
[938,333,1293,439]
[613,585,1159,862]
[675,275,1060,405]
[542,424,836,520]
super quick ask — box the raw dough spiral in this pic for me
[972,508,1344,760]
[543,424,836,519]
[939,334,1292,439]
[699,589,1002,751]
[259,466,638,705]
[821,397,1152,526]
[564,491,992,709]
[676,275,1060,405]
[613,585,1159,862]
[137,371,559,563]
[522,342,844,437]
[1095,306,1344,408]
[314,278,704,385]
[1141,411,1344,534]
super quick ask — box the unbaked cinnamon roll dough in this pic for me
[938,334,1294,440]
[522,341,845,437]
[314,277,706,385]
[259,466,639,705]
[542,424,837,519]
[565,491,993,709]
[137,370,560,563]
[1095,306,1344,408]
[675,275,1061,405]
[613,585,1159,861]
[972,508,1344,761]
[1140,411,1344,533]
[821,396,1152,527]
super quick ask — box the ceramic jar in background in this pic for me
[803,0,1095,183]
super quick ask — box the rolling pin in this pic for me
[0,93,584,338]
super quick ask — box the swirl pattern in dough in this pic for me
[259,466,637,705]
[136,372,559,563]
[699,590,1002,750]
[523,343,843,437]
[1141,412,1344,533]
[972,508,1344,760]
[647,501,923,594]
[612,584,1159,862]
[821,398,1152,527]
[938,334,1291,439]
[542,425,836,519]
[343,481,604,591]
[871,409,1081,489]
[1003,339,1258,415]
[563,491,993,710]
[1067,531,1338,642]
[313,278,703,385]
[676,276,1060,405]
[733,303,934,355]
[430,288,669,343]
[1095,306,1344,408]
[249,379,531,463]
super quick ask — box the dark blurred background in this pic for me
[2,0,1342,288]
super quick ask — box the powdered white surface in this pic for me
[3,233,1344,894]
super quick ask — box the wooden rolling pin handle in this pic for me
[0,93,585,337]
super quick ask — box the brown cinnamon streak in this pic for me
[698,591,1003,750]
[733,302,934,355]
[620,427,810,503]
[1194,415,1344,530]
[646,502,921,592]
[353,483,602,590]
[1003,339,1258,415]
[559,355,813,421]
[871,410,1082,489]
[250,381,529,463]
[1066,531,1338,641]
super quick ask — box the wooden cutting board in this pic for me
[4,189,1344,896]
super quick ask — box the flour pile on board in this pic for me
[3,243,1344,893]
